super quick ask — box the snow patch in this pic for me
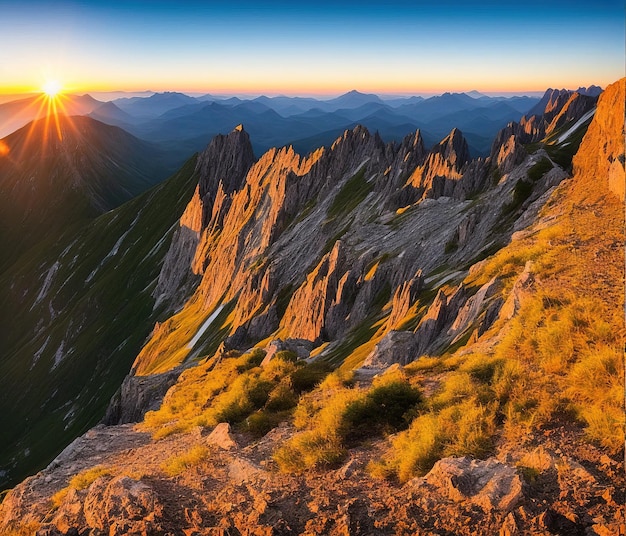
[31,335,51,370]
[555,109,595,144]
[145,222,178,259]
[33,261,60,307]
[86,211,143,283]
[187,305,225,350]
[51,340,66,370]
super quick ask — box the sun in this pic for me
[42,80,62,98]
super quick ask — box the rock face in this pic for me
[280,241,349,343]
[82,476,165,535]
[152,186,203,311]
[261,338,314,365]
[103,366,183,425]
[421,457,524,513]
[386,270,423,330]
[522,88,598,143]
[153,127,256,310]
[447,277,501,341]
[572,78,625,201]
[401,127,471,203]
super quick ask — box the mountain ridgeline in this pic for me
[0,81,624,536]
[0,84,607,490]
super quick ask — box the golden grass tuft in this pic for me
[161,445,210,477]
[50,465,112,508]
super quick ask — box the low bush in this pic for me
[275,378,423,472]
[371,396,497,483]
[69,465,111,490]
[291,361,334,393]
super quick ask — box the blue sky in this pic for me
[0,0,623,95]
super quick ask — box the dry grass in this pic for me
[275,375,423,472]
[141,348,332,440]
[51,465,112,507]
[161,445,210,477]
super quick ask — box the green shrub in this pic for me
[275,379,423,472]
[343,380,423,442]
[527,157,552,182]
[265,382,299,412]
[373,396,497,483]
[274,350,298,363]
[509,180,533,211]
[290,361,334,393]
[242,411,287,438]
[236,348,266,372]
[274,430,346,472]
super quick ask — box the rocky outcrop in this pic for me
[195,124,256,228]
[447,277,501,342]
[280,240,348,343]
[153,188,204,311]
[401,128,471,203]
[544,92,596,135]
[572,78,625,201]
[386,270,423,330]
[361,331,418,368]
[492,133,527,175]
[499,261,535,321]
[414,283,467,354]
[419,457,524,513]
[83,476,165,535]
[519,88,599,144]
[103,366,183,425]
[261,338,314,365]
[153,127,256,310]
[206,422,238,450]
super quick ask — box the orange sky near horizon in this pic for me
[0,1,623,99]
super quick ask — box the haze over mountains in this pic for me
[0,89,544,160]
[95,89,542,157]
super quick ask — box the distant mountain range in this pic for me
[0,89,549,160]
[91,89,542,157]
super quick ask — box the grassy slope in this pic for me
[0,155,198,490]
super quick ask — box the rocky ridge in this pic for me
[1,81,623,535]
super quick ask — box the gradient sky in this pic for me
[0,0,623,96]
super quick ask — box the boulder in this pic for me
[261,338,314,366]
[362,331,418,368]
[422,457,524,513]
[83,476,164,534]
[206,423,238,450]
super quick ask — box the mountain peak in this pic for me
[195,127,256,214]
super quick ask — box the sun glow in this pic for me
[42,80,62,98]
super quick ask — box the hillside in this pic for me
[0,80,622,535]
[0,115,177,270]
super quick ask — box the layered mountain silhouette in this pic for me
[86,89,542,158]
